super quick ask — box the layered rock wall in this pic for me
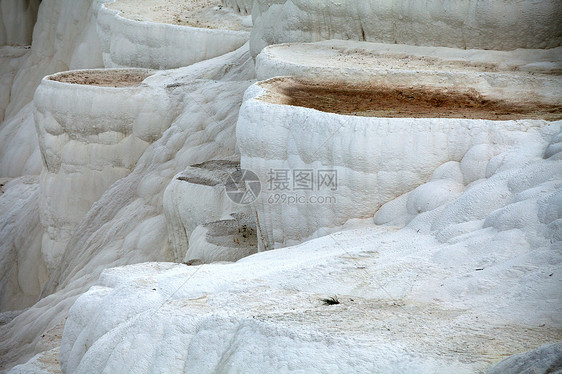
[250,0,562,57]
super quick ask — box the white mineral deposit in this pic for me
[0,1,560,373]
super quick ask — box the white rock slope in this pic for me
[1,0,561,372]
[0,44,255,371]
[61,121,562,371]
[0,176,46,311]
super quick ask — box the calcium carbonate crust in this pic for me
[33,69,172,272]
[237,81,554,249]
[250,0,562,57]
[2,0,562,372]
[0,0,109,179]
[163,160,253,263]
[59,121,562,374]
[98,1,250,69]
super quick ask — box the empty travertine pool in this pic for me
[164,160,254,263]
[97,1,250,69]
[256,41,562,109]
[48,68,153,87]
[185,213,258,265]
[106,0,252,30]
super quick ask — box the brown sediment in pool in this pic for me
[260,78,562,121]
[49,69,152,87]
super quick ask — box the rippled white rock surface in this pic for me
[0,0,560,372]
[1,44,255,370]
[237,78,558,249]
[61,123,562,370]
[163,160,255,263]
[0,176,46,311]
[250,0,562,57]
[33,68,174,272]
[487,342,562,374]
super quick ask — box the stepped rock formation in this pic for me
[34,68,173,272]
[0,0,560,373]
[238,41,561,248]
